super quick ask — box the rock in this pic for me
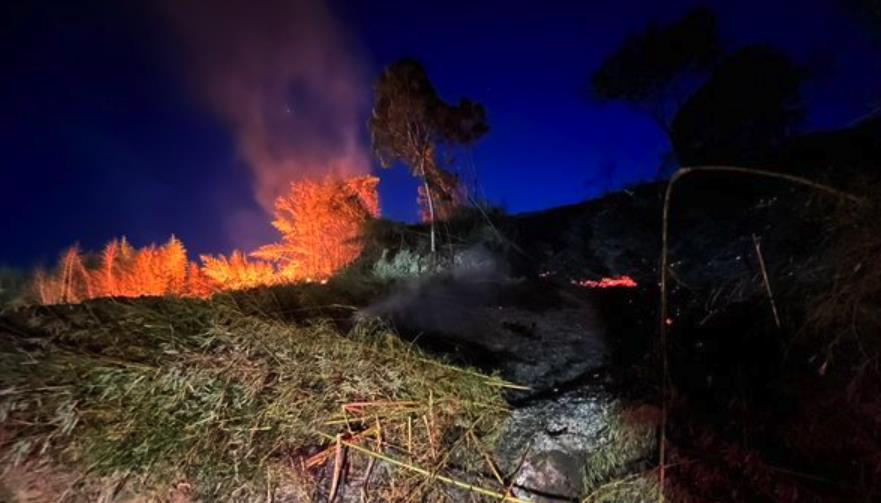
[494,388,658,502]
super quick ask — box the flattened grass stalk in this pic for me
[0,295,507,500]
[316,432,533,503]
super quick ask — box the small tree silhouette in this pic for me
[370,58,488,252]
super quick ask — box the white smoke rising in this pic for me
[165,0,370,213]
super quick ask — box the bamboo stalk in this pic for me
[753,234,781,328]
[414,356,531,390]
[467,430,505,488]
[328,434,345,503]
[407,415,413,456]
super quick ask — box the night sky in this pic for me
[3,0,880,267]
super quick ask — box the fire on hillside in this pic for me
[32,175,379,305]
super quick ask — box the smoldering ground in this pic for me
[360,246,611,394]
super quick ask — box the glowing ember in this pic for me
[571,275,638,289]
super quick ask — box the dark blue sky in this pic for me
[2,0,880,267]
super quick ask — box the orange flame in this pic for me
[199,250,278,291]
[32,236,204,304]
[571,275,638,289]
[252,175,380,280]
[31,175,380,305]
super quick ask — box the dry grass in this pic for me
[804,190,881,357]
[0,294,511,501]
[656,166,867,503]
[581,404,659,502]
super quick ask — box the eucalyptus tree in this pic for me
[370,58,488,252]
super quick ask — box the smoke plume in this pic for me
[165,0,370,212]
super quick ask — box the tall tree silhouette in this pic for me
[671,46,807,166]
[370,58,488,252]
[591,7,719,139]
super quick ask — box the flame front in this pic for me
[571,275,638,289]
[32,175,380,305]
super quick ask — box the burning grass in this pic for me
[253,175,380,280]
[27,175,380,306]
[31,237,210,305]
[0,294,511,500]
